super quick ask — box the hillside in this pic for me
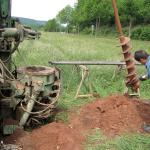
[15,17,47,28]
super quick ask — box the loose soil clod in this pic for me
[4,95,150,150]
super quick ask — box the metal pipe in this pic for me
[49,61,141,66]
[112,0,123,36]
[19,95,35,127]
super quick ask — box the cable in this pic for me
[20,82,60,118]
[20,81,60,116]
[0,59,15,80]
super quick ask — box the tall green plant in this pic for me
[44,19,59,32]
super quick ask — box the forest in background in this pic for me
[44,0,150,40]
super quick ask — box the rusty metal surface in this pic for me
[17,66,56,76]
[120,36,140,92]
[112,0,123,36]
[17,65,61,127]
[112,0,140,93]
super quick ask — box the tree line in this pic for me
[44,0,150,40]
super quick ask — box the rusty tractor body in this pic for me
[0,0,60,135]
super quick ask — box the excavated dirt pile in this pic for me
[4,95,150,150]
[70,95,150,137]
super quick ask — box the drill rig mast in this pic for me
[0,0,60,135]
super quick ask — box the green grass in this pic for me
[54,111,69,123]
[13,32,150,149]
[85,128,150,150]
[13,32,150,101]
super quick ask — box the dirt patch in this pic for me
[3,95,150,150]
[4,123,84,150]
[70,95,150,137]
[31,122,84,150]
[3,128,35,150]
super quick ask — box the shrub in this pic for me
[131,26,150,41]
[81,27,92,34]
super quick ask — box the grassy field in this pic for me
[13,32,150,149]
[14,32,150,100]
[85,128,150,150]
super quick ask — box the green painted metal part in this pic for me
[0,0,43,135]
[0,0,11,27]
[3,125,17,135]
[0,0,10,17]
[17,66,61,127]
[0,1,12,133]
[2,28,20,38]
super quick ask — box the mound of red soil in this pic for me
[4,95,150,150]
[4,123,84,150]
[70,95,150,137]
[32,122,84,150]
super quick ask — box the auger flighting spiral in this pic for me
[112,0,140,96]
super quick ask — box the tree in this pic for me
[56,5,74,33]
[119,0,145,26]
[44,0,149,35]
[93,0,113,33]
[44,19,58,32]
[57,5,73,25]
[71,1,87,33]
[72,0,113,34]
[139,0,150,24]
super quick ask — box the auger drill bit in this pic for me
[112,0,140,95]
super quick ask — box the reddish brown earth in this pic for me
[4,95,150,150]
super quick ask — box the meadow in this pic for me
[14,32,150,100]
[13,32,150,149]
